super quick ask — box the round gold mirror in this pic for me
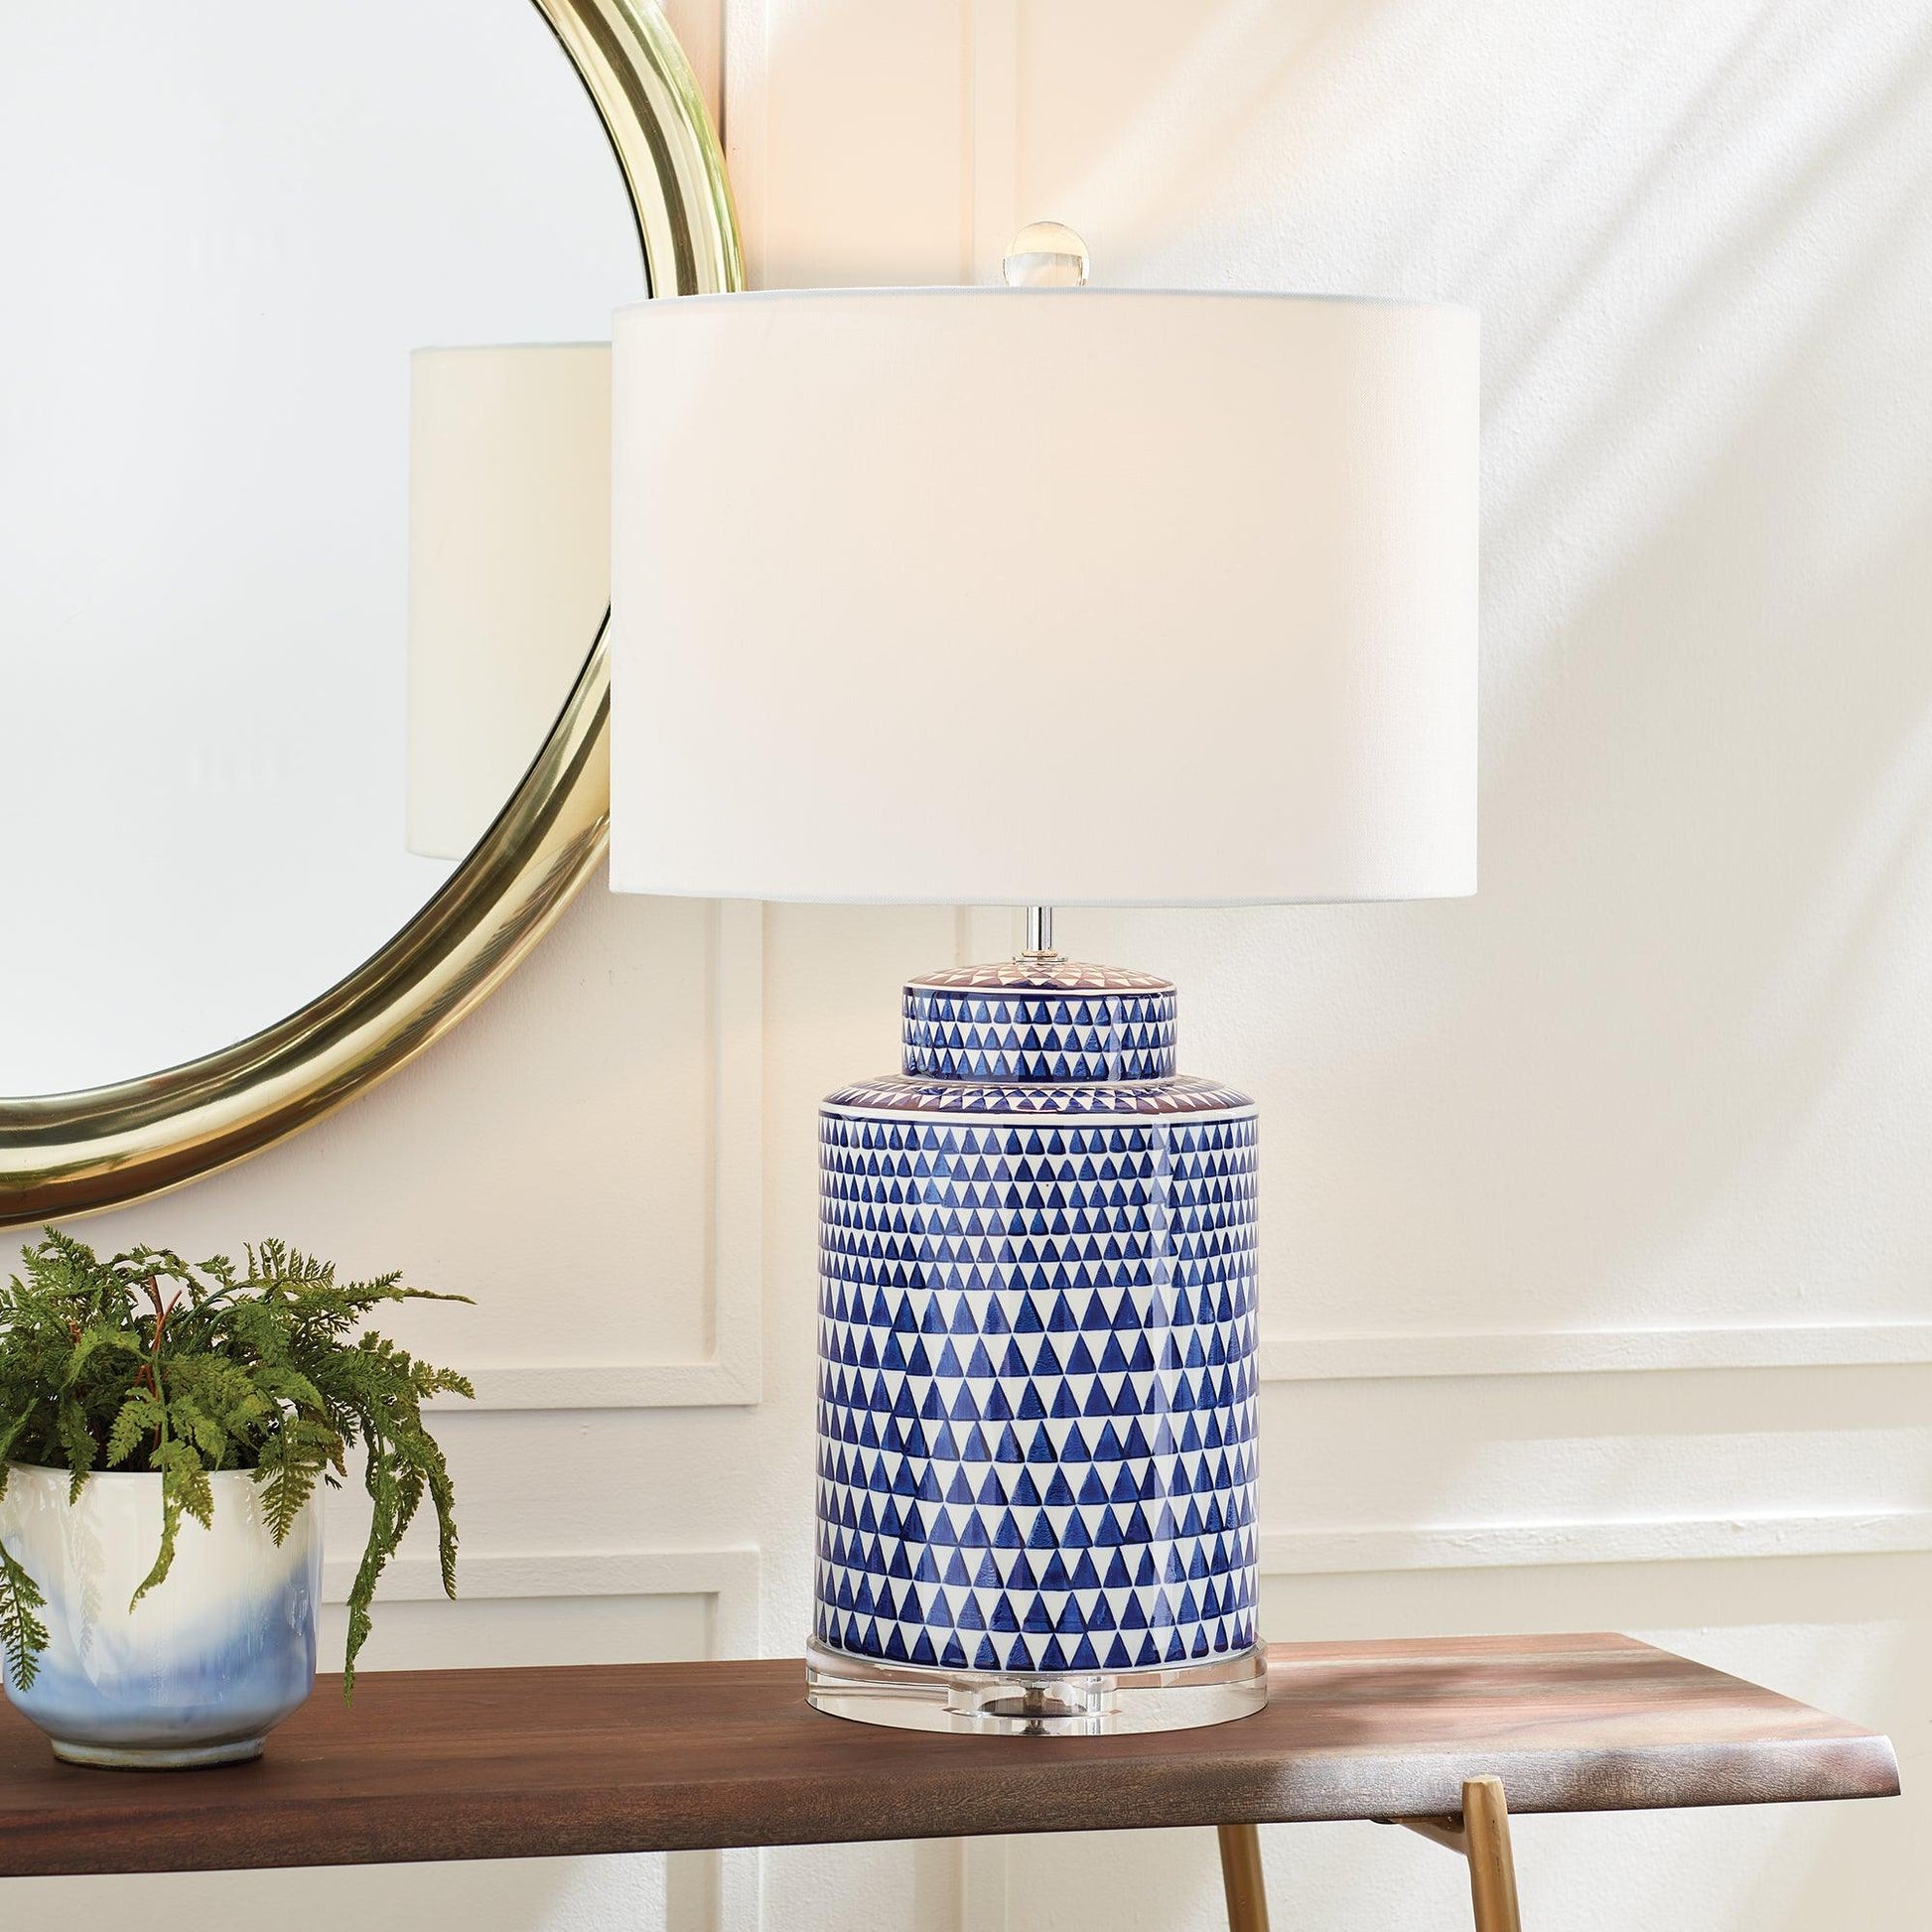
[0,1,739,1225]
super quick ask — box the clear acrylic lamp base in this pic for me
[805,1639,1268,1736]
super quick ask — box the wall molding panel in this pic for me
[438,900,764,1413]
[960,1839,1012,1932]
[966,0,1019,282]
[721,0,767,286]
[1260,1320,1932,1383]
[322,1544,763,1652]
[324,1543,763,1929]
[1259,1510,1932,1577]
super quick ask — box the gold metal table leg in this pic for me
[1386,1776,1525,1932]
[1216,1821,1271,1932]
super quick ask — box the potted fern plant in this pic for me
[0,1230,472,1767]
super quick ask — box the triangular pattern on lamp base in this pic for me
[806,961,1266,1735]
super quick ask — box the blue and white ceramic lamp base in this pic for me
[806,959,1266,1734]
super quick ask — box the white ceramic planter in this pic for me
[0,1462,322,1767]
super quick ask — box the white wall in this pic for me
[5,2,1929,1928]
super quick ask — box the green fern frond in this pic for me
[60,1322,144,1390]
[0,1228,470,1690]
[0,1544,48,1693]
[253,1446,321,1545]
[104,1391,166,1468]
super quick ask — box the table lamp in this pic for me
[609,229,1477,1734]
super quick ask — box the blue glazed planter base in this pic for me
[50,1733,266,1770]
[806,1636,1266,1735]
[0,1464,322,1769]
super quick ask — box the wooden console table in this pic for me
[0,1633,1896,1932]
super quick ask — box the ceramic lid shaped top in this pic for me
[907,961,1173,995]
[901,959,1177,1084]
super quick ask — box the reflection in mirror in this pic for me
[407,345,612,863]
[0,1,638,1097]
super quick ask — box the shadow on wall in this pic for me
[1061,8,1932,1919]
[1083,0,1932,1341]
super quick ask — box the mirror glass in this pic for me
[0,0,640,1096]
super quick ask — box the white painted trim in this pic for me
[321,1542,761,1931]
[1260,1320,1932,1383]
[722,0,769,286]
[960,1839,1011,1932]
[722,1834,761,1932]
[1259,1510,1932,1576]
[459,1314,1932,1409]
[436,901,763,1412]
[707,897,766,1405]
[457,1359,756,1410]
[966,0,1020,284]
[322,1544,762,1647]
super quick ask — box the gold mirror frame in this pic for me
[0,0,742,1228]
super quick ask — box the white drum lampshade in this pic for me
[406,344,611,861]
[607,277,1478,1739]
[608,289,1477,904]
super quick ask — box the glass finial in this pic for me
[1003,221,1090,288]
